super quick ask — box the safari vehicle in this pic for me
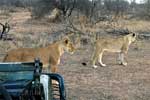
[0,58,66,100]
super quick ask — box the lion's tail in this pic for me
[81,62,87,66]
[82,60,93,66]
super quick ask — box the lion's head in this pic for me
[128,32,137,42]
[62,37,76,54]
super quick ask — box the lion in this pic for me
[82,32,137,68]
[3,37,75,73]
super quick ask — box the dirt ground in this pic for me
[0,9,150,100]
[58,42,150,100]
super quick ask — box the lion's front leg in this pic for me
[118,52,127,66]
[43,64,51,73]
[50,64,58,73]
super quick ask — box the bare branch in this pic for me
[0,22,10,39]
[66,17,86,35]
[66,0,76,17]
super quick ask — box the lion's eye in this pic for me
[65,39,69,44]
[132,33,135,37]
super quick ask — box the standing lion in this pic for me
[3,37,76,73]
[82,32,137,68]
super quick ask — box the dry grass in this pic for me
[122,20,150,32]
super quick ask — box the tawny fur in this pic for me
[3,37,75,73]
[83,32,137,68]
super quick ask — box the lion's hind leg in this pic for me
[91,49,105,68]
[91,50,99,68]
[98,51,106,67]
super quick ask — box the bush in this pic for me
[31,0,53,19]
